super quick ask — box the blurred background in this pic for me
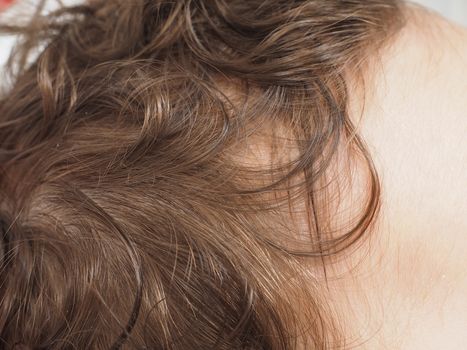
[1,0,467,75]
[412,0,467,26]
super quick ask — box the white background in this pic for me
[412,0,467,26]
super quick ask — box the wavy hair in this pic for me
[0,0,403,348]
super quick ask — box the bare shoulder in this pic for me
[341,6,467,348]
[356,5,467,249]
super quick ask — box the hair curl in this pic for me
[0,0,403,348]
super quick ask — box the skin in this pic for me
[2,3,461,348]
[323,5,467,349]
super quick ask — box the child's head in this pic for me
[0,1,403,348]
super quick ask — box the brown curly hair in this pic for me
[0,0,403,348]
